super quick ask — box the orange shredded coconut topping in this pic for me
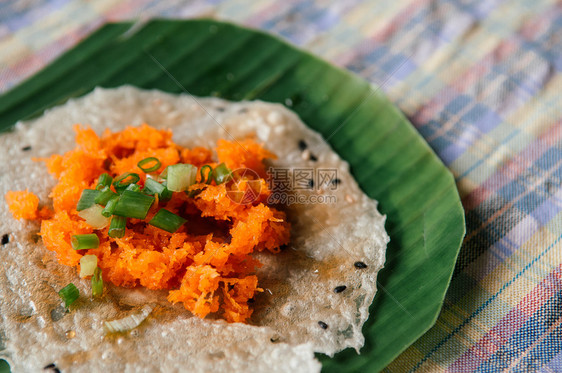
[5,124,290,323]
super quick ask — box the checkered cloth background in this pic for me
[1,0,561,371]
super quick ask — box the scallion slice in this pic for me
[108,216,126,238]
[137,157,161,173]
[166,164,197,192]
[112,190,154,219]
[160,180,173,197]
[77,204,110,229]
[200,165,213,184]
[94,187,117,205]
[113,172,140,191]
[101,196,119,217]
[58,283,79,308]
[92,267,103,298]
[125,183,141,192]
[76,189,100,211]
[143,178,173,201]
[213,163,231,184]
[149,209,187,233]
[79,255,98,278]
[143,178,160,195]
[71,234,100,250]
[96,173,113,190]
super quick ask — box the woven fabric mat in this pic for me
[1,1,561,371]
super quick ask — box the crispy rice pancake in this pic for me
[0,87,388,372]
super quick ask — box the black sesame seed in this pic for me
[334,285,347,293]
[318,321,328,329]
[270,337,279,343]
[43,363,60,372]
[354,261,368,269]
[216,107,225,112]
[309,153,318,161]
[1,234,8,245]
[332,178,341,186]
[298,140,308,151]
[22,146,32,151]
[308,179,314,189]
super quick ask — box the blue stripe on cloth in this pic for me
[498,180,527,201]
[514,320,562,373]
[441,143,465,164]
[382,54,417,80]
[460,105,502,134]
[531,198,562,225]
[540,349,562,373]
[536,148,562,170]
[516,191,548,216]
[446,95,472,115]
[453,0,504,20]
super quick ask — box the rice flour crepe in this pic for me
[0,86,388,372]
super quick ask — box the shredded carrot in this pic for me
[5,190,51,220]
[5,124,289,323]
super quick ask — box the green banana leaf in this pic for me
[0,19,465,372]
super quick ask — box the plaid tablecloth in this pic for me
[1,0,561,371]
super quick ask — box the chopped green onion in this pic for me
[58,283,79,308]
[76,189,100,211]
[94,187,117,205]
[79,255,98,278]
[102,196,119,217]
[137,157,161,173]
[143,178,173,201]
[166,164,197,192]
[96,173,113,190]
[113,172,140,191]
[108,216,127,238]
[213,163,231,184]
[71,234,100,250]
[78,204,110,229]
[125,183,141,192]
[92,267,103,298]
[149,209,187,233]
[200,165,213,184]
[112,190,154,219]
